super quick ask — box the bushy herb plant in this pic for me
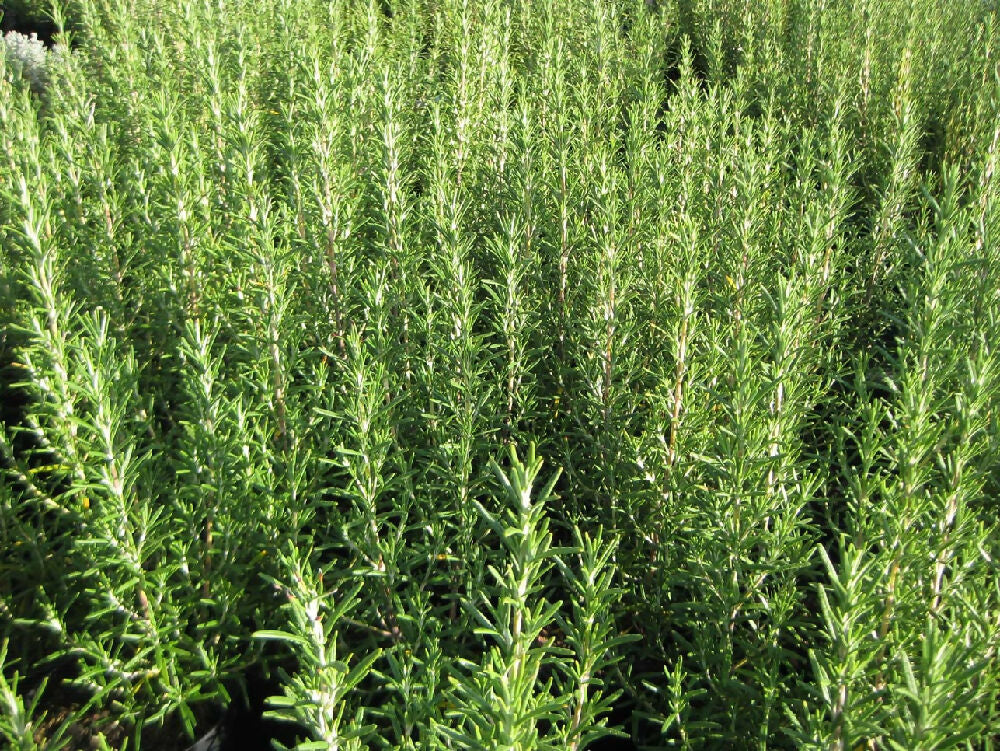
[2,0,999,748]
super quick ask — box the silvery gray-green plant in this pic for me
[1,31,70,94]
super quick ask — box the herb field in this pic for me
[2,0,1000,748]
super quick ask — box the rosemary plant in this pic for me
[2,0,999,748]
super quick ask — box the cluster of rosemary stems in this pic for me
[2,0,999,748]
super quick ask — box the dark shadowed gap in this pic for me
[2,4,59,44]
[1,1,83,46]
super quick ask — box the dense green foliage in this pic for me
[2,0,1000,748]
